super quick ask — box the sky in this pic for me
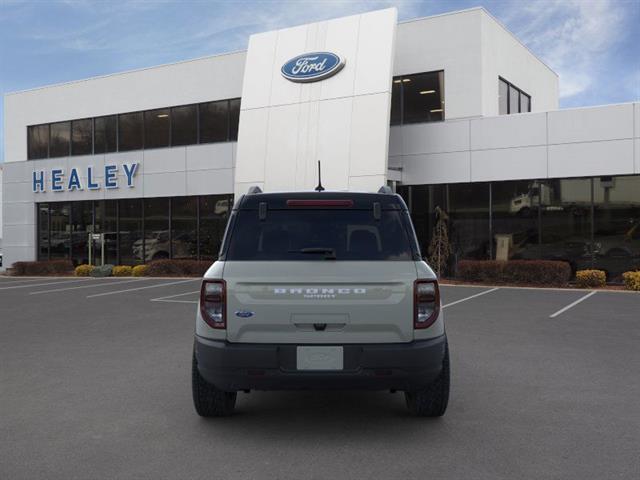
[0,0,639,162]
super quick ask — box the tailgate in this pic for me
[223,261,417,344]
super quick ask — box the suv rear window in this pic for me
[225,209,416,261]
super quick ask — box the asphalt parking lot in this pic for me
[1,276,639,480]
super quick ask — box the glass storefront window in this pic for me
[391,71,445,125]
[71,118,93,156]
[499,79,509,115]
[228,98,241,141]
[199,100,229,143]
[200,195,230,260]
[144,108,170,149]
[94,115,117,154]
[449,183,491,262]
[118,112,143,151]
[95,201,119,265]
[119,199,143,266]
[171,105,197,146]
[144,198,170,262]
[38,204,50,260]
[171,197,198,259]
[49,203,70,259]
[70,201,93,265]
[28,125,49,160]
[492,180,539,260]
[49,121,71,157]
[538,178,592,273]
[592,175,640,280]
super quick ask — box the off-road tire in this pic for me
[192,351,237,417]
[405,341,450,417]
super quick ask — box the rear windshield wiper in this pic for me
[288,247,337,260]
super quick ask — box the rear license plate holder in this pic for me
[296,346,344,371]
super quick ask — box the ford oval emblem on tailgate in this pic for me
[281,52,345,83]
[235,310,254,318]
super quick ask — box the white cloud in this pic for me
[504,0,629,99]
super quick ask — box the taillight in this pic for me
[200,280,226,329]
[414,279,440,329]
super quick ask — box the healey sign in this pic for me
[32,163,138,193]
[281,52,345,83]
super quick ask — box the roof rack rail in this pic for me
[377,186,393,194]
[247,186,263,194]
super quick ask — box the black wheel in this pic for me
[192,350,237,417]
[405,341,450,417]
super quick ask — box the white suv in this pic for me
[192,188,449,417]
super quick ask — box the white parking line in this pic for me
[0,278,93,291]
[549,291,597,318]
[86,279,200,298]
[150,290,200,303]
[29,278,149,295]
[442,287,500,309]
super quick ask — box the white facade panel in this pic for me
[471,145,547,182]
[635,138,640,174]
[316,97,353,191]
[2,201,34,226]
[470,112,547,150]
[185,143,235,171]
[548,104,634,144]
[354,9,397,96]
[401,151,471,185]
[635,103,640,138]
[235,8,397,195]
[143,172,187,198]
[186,169,234,195]
[3,224,35,247]
[142,148,186,174]
[349,93,391,177]
[397,120,470,156]
[234,108,269,184]
[548,139,634,178]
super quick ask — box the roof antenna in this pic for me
[315,160,325,192]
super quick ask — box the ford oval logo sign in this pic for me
[235,310,255,318]
[281,52,345,83]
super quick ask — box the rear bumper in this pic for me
[194,334,447,392]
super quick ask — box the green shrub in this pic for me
[456,260,571,287]
[575,269,606,288]
[132,265,149,277]
[146,259,212,277]
[622,271,640,291]
[75,264,95,276]
[11,260,74,276]
[91,264,114,277]
[112,265,133,277]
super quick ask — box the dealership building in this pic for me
[2,7,639,278]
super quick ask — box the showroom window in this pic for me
[94,115,117,154]
[499,77,531,115]
[49,121,71,157]
[71,118,93,156]
[144,108,171,149]
[171,104,198,146]
[397,175,640,282]
[28,98,241,159]
[391,71,444,125]
[199,100,229,143]
[28,124,49,159]
[118,111,144,151]
[37,195,232,265]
